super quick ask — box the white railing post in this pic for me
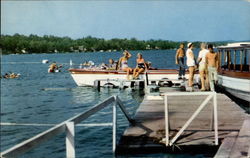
[210,102,214,131]
[213,92,219,145]
[66,122,75,158]
[112,96,117,153]
[164,94,169,146]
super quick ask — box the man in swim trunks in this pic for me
[206,44,219,91]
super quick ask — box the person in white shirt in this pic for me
[197,43,209,91]
[186,43,195,87]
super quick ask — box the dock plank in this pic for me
[229,117,250,158]
[214,132,239,158]
[117,91,248,155]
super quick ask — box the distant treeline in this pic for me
[1,34,227,54]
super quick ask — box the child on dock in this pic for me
[206,44,219,91]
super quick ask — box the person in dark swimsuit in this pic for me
[133,53,147,79]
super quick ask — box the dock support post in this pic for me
[164,94,169,146]
[94,80,101,92]
[66,122,75,158]
[213,92,218,145]
[112,96,117,153]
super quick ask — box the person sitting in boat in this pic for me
[107,59,117,70]
[133,53,147,79]
[147,61,157,70]
[118,50,133,80]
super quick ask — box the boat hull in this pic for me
[218,75,250,102]
[69,69,196,87]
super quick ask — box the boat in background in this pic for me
[217,42,250,102]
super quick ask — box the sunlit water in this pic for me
[0,50,246,158]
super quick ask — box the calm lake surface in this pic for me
[0,50,244,158]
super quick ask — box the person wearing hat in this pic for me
[175,43,186,79]
[186,42,196,88]
[117,50,133,80]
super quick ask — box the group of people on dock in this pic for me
[176,43,219,91]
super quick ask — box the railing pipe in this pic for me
[213,92,218,145]
[1,95,132,158]
[163,92,218,147]
[66,122,75,158]
[112,97,117,153]
[164,94,169,146]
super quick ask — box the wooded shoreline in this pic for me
[1,34,228,54]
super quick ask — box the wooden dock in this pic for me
[117,88,250,157]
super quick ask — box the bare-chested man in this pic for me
[175,43,185,79]
[206,44,219,91]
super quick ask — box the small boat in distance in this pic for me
[217,42,250,102]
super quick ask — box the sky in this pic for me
[1,0,250,42]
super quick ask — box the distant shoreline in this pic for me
[1,34,231,55]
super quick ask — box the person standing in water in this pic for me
[186,43,196,88]
[118,50,133,80]
[197,43,209,91]
[175,43,186,79]
[206,44,219,91]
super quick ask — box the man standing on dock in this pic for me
[206,44,219,91]
[175,43,186,80]
[197,43,209,91]
[186,43,195,88]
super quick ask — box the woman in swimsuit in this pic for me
[133,53,147,79]
[118,50,133,80]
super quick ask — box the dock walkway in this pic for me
[117,88,249,156]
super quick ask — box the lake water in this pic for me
[0,50,239,158]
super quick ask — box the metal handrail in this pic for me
[0,95,133,158]
[163,92,218,146]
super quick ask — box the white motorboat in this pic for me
[217,42,250,102]
[68,68,195,87]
